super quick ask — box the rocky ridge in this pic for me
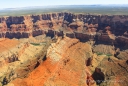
[0,12,128,86]
[0,36,53,86]
[0,12,128,49]
[8,37,96,86]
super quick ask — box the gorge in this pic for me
[0,12,128,86]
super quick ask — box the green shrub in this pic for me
[96,52,112,56]
[30,43,40,46]
[106,54,112,56]
[96,52,103,56]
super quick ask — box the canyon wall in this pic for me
[0,13,128,86]
[0,13,128,48]
[8,37,96,86]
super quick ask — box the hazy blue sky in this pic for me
[0,0,128,8]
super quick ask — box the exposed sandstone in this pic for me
[8,37,96,86]
[0,12,128,86]
[0,13,128,50]
[0,36,52,85]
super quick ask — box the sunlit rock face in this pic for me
[0,13,128,48]
[6,37,128,86]
[0,13,128,37]
[8,37,97,86]
[0,12,128,86]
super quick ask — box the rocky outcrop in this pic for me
[0,12,128,86]
[0,13,127,38]
[8,37,96,86]
[0,36,52,85]
[89,54,128,86]
[93,44,115,55]
[116,49,128,60]
[0,13,128,50]
[5,36,128,86]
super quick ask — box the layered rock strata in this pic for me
[0,12,128,86]
[0,13,128,49]
[0,36,53,86]
[8,37,96,86]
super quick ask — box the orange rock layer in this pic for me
[11,37,96,86]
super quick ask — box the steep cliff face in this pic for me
[88,53,128,86]
[0,13,128,86]
[0,13,128,48]
[5,37,128,86]
[0,13,127,37]
[9,37,96,86]
[0,36,53,86]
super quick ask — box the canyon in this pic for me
[0,12,128,86]
[0,13,128,48]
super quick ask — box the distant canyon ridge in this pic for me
[0,12,128,48]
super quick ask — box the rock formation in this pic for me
[0,12,128,86]
[0,36,53,86]
[0,13,128,49]
[8,37,96,86]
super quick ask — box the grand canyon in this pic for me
[0,6,128,86]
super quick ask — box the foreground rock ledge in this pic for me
[8,37,96,86]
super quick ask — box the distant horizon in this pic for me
[0,0,128,8]
[0,5,128,16]
[1,4,128,9]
